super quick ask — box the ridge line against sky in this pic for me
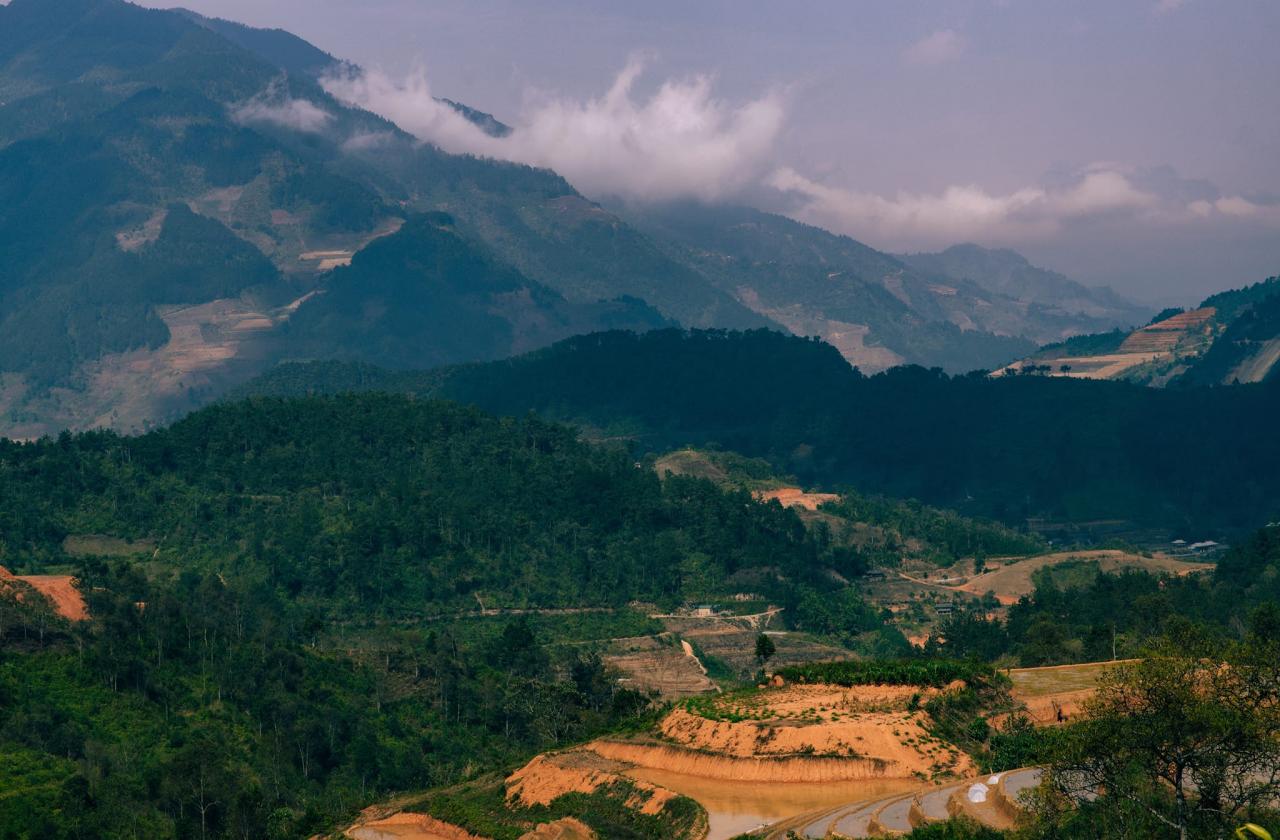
[146,0,1280,304]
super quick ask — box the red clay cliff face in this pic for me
[0,566,88,621]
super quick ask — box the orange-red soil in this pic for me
[754,488,841,511]
[506,751,677,816]
[346,812,486,840]
[0,566,88,621]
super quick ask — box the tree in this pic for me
[754,632,776,670]
[1041,633,1280,839]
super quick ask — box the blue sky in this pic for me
[151,0,1279,303]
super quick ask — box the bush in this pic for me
[776,659,993,688]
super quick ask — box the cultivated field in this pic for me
[997,307,1219,382]
[62,534,156,558]
[603,635,718,698]
[1006,659,1132,724]
[661,614,853,676]
[915,550,1212,605]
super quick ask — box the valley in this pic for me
[0,2,1277,839]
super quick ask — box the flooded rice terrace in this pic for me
[626,767,921,839]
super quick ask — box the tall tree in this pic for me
[1041,627,1280,839]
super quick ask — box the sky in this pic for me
[146,0,1279,304]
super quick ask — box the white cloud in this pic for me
[770,162,1280,249]
[320,59,785,202]
[770,165,1163,247]
[903,29,967,66]
[341,130,396,152]
[1195,195,1280,224]
[233,83,334,133]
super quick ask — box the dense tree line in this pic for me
[0,396,854,612]
[0,394,896,836]
[926,524,1280,666]
[0,563,654,838]
[241,328,1280,533]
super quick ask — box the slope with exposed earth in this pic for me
[1002,275,1280,386]
[0,565,87,622]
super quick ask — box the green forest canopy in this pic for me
[238,328,1280,533]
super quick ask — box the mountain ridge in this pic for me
[1002,274,1280,386]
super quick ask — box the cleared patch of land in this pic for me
[997,307,1219,382]
[507,751,677,815]
[661,614,852,676]
[655,685,970,777]
[347,812,487,840]
[1008,659,1133,697]
[755,487,841,511]
[1228,335,1280,384]
[603,635,717,698]
[653,450,731,484]
[584,678,973,784]
[908,550,1212,606]
[1005,659,1132,725]
[62,534,156,558]
[0,566,88,622]
[733,289,905,374]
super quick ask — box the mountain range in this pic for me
[1,0,1156,438]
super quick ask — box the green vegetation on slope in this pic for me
[927,524,1280,666]
[776,658,994,688]
[822,490,1046,567]
[406,776,703,840]
[241,328,1280,533]
[0,563,661,839]
[0,394,886,837]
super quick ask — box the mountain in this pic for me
[278,212,670,369]
[1002,274,1280,386]
[0,0,1209,439]
[238,328,1280,534]
[0,0,753,437]
[174,7,342,77]
[620,202,1041,373]
[898,244,1150,329]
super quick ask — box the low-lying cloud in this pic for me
[768,163,1280,250]
[320,59,785,202]
[233,83,334,133]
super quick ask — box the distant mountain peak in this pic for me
[897,244,1151,331]
[937,242,1031,265]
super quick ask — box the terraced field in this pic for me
[764,767,1044,838]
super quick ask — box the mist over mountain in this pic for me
[0,0,1263,441]
[3,5,1280,840]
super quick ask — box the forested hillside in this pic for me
[3,392,1277,837]
[0,394,862,838]
[0,0,1148,438]
[240,329,1280,533]
[0,0,753,437]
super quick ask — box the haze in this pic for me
[145,0,1280,304]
